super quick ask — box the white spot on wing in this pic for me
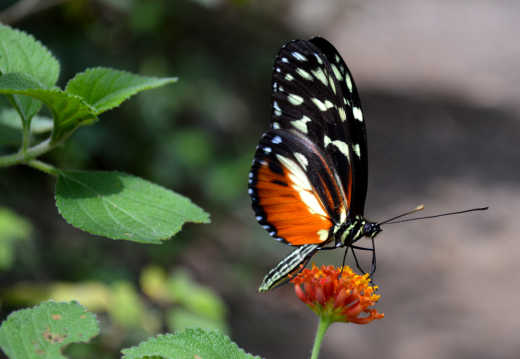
[317,229,329,242]
[263,147,272,154]
[338,107,347,122]
[328,75,336,95]
[296,68,313,81]
[331,64,342,80]
[324,135,331,147]
[294,152,309,170]
[352,144,361,158]
[311,68,328,86]
[248,188,253,195]
[272,135,282,144]
[273,100,282,116]
[291,115,311,133]
[281,57,289,63]
[292,51,307,61]
[340,208,346,223]
[276,155,311,191]
[288,94,304,105]
[314,53,323,64]
[311,98,334,112]
[285,73,294,81]
[331,140,350,160]
[353,107,363,122]
[345,73,353,92]
[272,122,280,129]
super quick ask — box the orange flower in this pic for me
[291,264,384,324]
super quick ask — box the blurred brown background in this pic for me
[1,1,518,358]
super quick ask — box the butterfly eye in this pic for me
[364,223,382,238]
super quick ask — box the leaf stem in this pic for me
[27,159,59,176]
[310,315,332,359]
[0,138,55,167]
[21,120,31,154]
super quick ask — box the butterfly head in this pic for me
[363,221,382,239]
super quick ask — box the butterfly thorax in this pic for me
[333,215,381,247]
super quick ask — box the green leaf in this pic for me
[0,301,99,359]
[121,329,262,359]
[0,25,59,86]
[65,67,177,115]
[0,73,98,142]
[55,170,210,243]
[0,24,60,126]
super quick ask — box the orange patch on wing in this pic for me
[256,162,332,245]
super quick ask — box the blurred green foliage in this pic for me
[0,208,31,270]
[0,0,295,357]
[2,266,228,351]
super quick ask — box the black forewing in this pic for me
[269,37,368,216]
[310,37,368,215]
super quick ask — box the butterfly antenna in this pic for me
[378,204,425,226]
[382,206,488,225]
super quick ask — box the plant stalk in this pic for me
[0,138,54,167]
[27,159,59,176]
[310,316,332,359]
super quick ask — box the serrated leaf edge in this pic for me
[0,24,60,86]
[65,67,178,114]
[54,170,210,243]
[121,328,263,359]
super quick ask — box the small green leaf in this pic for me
[65,67,177,115]
[0,301,99,359]
[55,170,210,243]
[0,24,59,86]
[0,73,98,142]
[0,24,60,126]
[121,329,262,359]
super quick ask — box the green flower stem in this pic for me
[27,159,59,176]
[0,138,55,167]
[310,315,332,359]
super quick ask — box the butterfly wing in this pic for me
[249,130,340,245]
[270,37,368,215]
[249,37,369,248]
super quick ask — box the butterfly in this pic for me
[248,37,382,292]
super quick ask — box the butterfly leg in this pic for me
[333,246,351,278]
[370,237,376,275]
[349,239,376,275]
[350,245,366,275]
